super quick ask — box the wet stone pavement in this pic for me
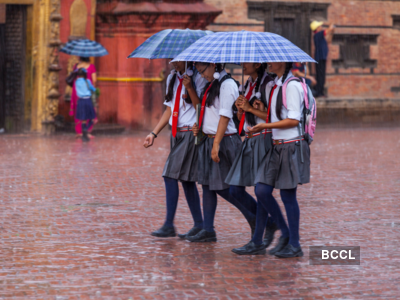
[0,128,399,299]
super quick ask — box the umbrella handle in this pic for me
[241,65,244,95]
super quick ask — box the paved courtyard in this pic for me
[0,128,399,299]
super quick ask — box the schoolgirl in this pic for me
[225,63,278,245]
[188,63,255,243]
[75,68,97,142]
[232,62,310,257]
[143,60,207,239]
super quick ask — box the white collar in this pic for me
[274,70,294,87]
[218,70,228,82]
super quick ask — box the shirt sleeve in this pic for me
[219,80,239,118]
[87,80,96,92]
[163,74,173,107]
[285,82,304,121]
[195,73,208,98]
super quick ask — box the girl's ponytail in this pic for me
[201,63,223,107]
[275,62,294,120]
[165,73,177,102]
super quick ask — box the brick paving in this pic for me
[0,128,399,299]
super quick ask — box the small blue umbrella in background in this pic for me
[127,28,214,60]
[60,39,109,57]
[171,30,316,89]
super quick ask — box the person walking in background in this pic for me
[292,62,317,96]
[70,56,98,138]
[75,68,97,142]
[310,21,335,97]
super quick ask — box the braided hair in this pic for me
[245,63,266,127]
[199,63,224,107]
[165,62,195,104]
[275,62,294,120]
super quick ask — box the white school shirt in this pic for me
[202,70,238,135]
[163,71,207,128]
[265,71,304,140]
[243,73,269,133]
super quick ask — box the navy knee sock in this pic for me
[251,199,270,245]
[253,183,289,245]
[181,181,203,229]
[163,177,179,228]
[280,188,300,248]
[202,185,218,232]
[229,186,257,222]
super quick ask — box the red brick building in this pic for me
[205,0,400,124]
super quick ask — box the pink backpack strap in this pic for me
[282,77,309,110]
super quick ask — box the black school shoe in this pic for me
[151,225,176,238]
[274,244,304,258]
[263,222,279,248]
[178,227,202,239]
[232,241,266,255]
[186,229,217,242]
[268,236,289,255]
[82,129,90,142]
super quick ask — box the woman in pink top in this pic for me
[70,57,97,138]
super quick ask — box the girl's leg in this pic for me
[229,186,257,221]
[202,185,218,233]
[280,188,300,248]
[218,188,256,225]
[75,118,82,136]
[151,177,179,237]
[181,181,203,229]
[163,177,179,228]
[251,198,270,245]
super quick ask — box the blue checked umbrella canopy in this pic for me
[60,39,109,57]
[171,30,316,64]
[127,29,214,59]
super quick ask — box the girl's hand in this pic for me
[253,99,265,111]
[192,123,199,137]
[247,123,268,133]
[211,143,220,163]
[239,100,252,112]
[143,134,155,148]
[183,75,193,91]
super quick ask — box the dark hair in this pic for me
[245,64,266,127]
[77,68,87,79]
[199,63,224,107]
[79,56,90,62]
[164,62,195,104]
[275,62,294,120]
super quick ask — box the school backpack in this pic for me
[281,77,317,145]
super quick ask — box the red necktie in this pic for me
[198,82,213,129]
[238,81,257,134]
[266,85,278,123]
[171,77,184,137]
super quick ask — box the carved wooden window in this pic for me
[332,34,378,72]
[393,15,400,30]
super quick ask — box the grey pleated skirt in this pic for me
[198,134,242,191]
[162,131,198,182]
[255,140,311,190]
[225,132,273,187]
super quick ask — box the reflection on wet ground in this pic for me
[0,128,399,298]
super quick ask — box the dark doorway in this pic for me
[0,5,27,133]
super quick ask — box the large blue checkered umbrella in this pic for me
[171,30,315,64]
[60,39,108,57]
[127,29,213,59]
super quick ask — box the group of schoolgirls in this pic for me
[143,59,311,259]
